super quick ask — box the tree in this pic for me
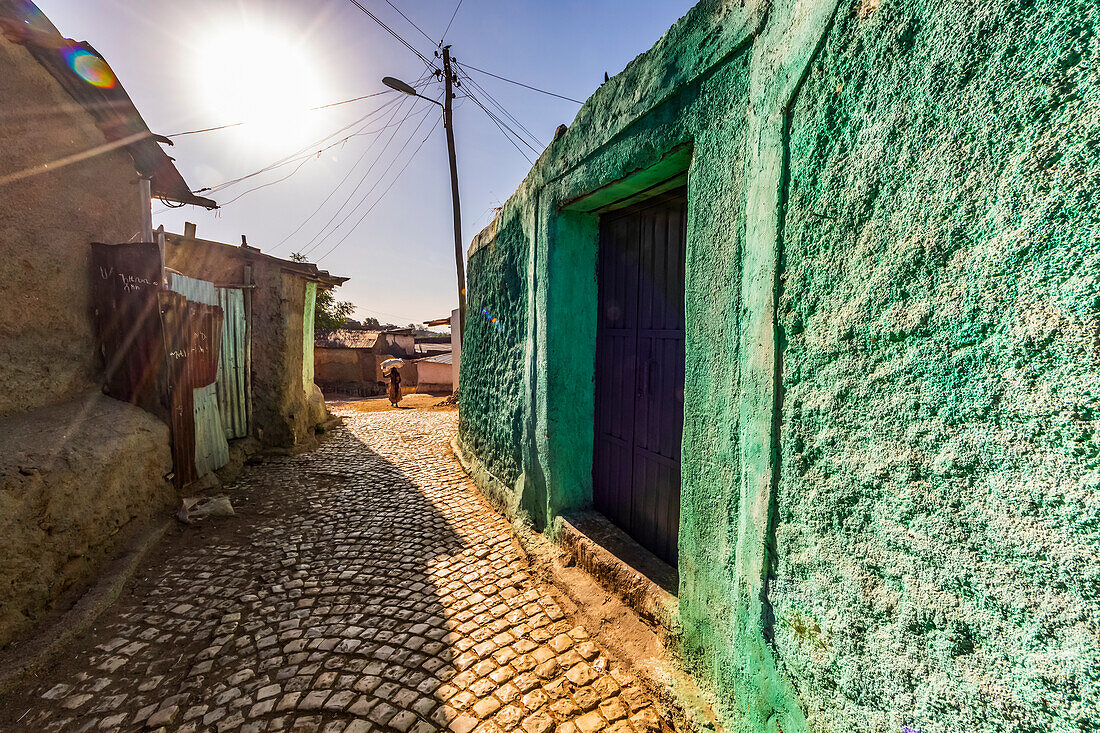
[290,252,307,262]
[363,317,382,329]
[315,287,355,332]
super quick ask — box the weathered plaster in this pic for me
[460,0,1100,730]
[0,34,142,418]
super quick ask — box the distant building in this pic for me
[424,310,460,391]
[415,352,453,394]
[314,329,418,397]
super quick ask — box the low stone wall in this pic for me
[0,394,173,650]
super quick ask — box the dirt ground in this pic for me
[328,393,458,413]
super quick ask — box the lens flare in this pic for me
[481,307,504,333]
[64,47,116,89]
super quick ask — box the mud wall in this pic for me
[0,34,142,418]
[0,395,172,650]
[315,348,390,397]
[458,0,1100,731]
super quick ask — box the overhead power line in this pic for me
[346,0,439,73]
[456,67,543,149]
[194,93,412,197]
[165,90,393,138]
[457,61,585,104]
[207,107,422,207]
[294,92,428,255]
[382,0,435,46]
[271,72,436,251]
[317,115,442,262]
[301,98,439,258]
[464,90,536,164]
[441,0,463,44]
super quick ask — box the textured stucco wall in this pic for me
[459,207,531,494]
[416,361,452,391]
[459,0,1100,731]
[0,34,142,418]
[772,1,1100,731]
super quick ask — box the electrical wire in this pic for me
[195,104,396,193]
[381,0,435,46]
[346,0,438,73]
[299,99,440,258]
[455,65,543,149]
[217,102,436,207]
[271,71,435,251]
[207,105,408,195]
[468,95,535,164]
[458,83,538,164]
[293,93,431,256]
[316,115,442,262]
[196,86,427,196]
[440,0,463,44]
[165,90,394,138]
[216,156,313,206]
[455,61,584,104]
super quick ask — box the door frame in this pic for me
[537,145,693,564]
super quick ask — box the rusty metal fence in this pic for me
[91,245,251,488]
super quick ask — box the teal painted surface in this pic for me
[216,287,249,439]
[303,282,316,393]
[459,207,530,503]
[772,1,1100,731]
[459,0,1100,730]
[193,382,229,476]
[166,271,217,306]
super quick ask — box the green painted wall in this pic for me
[458,0,1100,730]
[459,206,531,496]
[303,281,317,392]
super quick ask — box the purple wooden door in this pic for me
[593,188,687,565]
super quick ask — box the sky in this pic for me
[34,0,696,326]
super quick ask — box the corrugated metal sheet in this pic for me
[165,273,230,479]
[194,382,229,477]
[159,290,197,487]
[167,271,217,305]
[216,287,249,439]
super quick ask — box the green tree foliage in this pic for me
[315,287,355,332]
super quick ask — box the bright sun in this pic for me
[193,22,331,150]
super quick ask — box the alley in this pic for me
[0,406,666,733]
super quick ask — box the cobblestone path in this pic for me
[2,407,667,733]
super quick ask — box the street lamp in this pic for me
[382,46,466,343]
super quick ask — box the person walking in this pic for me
[387,366,403,408]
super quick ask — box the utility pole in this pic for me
[441,46,466,342]
[383,51,467,344]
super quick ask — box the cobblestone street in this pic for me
[0,406,667,733]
